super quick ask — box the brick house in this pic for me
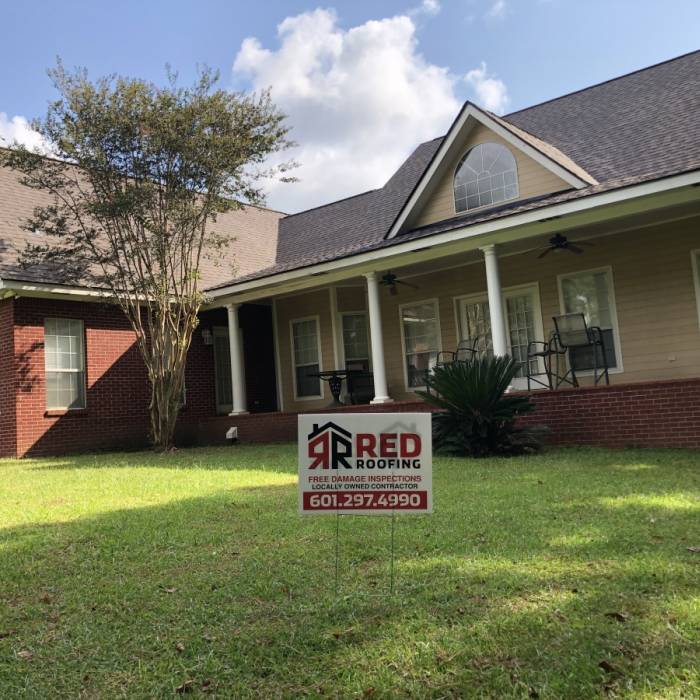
[2,51,700,457]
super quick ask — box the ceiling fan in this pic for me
[379,271,418,295]
[537,233,594,258]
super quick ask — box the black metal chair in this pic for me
[552,312,610,387]
[435,337,480,368]
[526,331,569,390]
[346,370,374,404]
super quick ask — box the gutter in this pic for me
[206,169,700,304]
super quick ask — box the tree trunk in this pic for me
[149,371,183,452]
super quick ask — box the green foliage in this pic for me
[0,62,294,450]
[417,355,542,457]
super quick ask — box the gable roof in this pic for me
[2,51,700,296]
[385,101,597,238]
[208,50,700,292]
[0,162,285,289]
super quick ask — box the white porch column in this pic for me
[226,303,248,415]
[364,272,393,404]
[480,244,508,356]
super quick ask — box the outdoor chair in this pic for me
[526,331,568,390]
[551,312,611,387]
[346,369,375,405]
[435,337,480,368]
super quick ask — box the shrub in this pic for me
[416,355,542,457]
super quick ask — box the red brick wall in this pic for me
[196,380,700,450]
[519,378,700,449]
[0,298,17,457]
[12,297,219,457]
[196,400,438,445]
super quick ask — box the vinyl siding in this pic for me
[275,289,335,412]
[272,215,700,404]
[414,123,571,228]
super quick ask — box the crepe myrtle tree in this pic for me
[0,63,294,450]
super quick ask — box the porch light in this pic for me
[201,328,213,346]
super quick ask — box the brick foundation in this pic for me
[196,379,700,450]
[519,378,700,449]
[195,401,439,445]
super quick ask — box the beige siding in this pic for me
[275,290,335,412]
[414,123,570,228]
[272,215,700,405]
[336,286,367,313]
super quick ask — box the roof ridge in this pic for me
[505,49,700,117]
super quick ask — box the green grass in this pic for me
[1,445,700,698]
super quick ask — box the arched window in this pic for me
[454,142,518,213]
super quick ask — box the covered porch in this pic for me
[193,194,700,448]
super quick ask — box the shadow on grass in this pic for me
[2,448,700,697]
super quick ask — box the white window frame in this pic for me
[44,317,86,410]
[338,310,371,370]
[692,249,700,331]
[290,315,324,401]
[453,282,545,388]
[452,141,519,215]
[557,265,624,374]
[398,298,443,392]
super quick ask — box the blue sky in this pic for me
[1,0,698,211]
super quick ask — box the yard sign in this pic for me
[298,413,432,515]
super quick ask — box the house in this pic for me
[1,51,700,457]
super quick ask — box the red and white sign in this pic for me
[298,413,432,515]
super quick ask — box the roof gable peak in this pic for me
[386,101,597,239]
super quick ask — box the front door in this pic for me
[458,284,544,389]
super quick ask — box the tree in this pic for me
[0,63,294,450]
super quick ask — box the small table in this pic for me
[311,370,350,407]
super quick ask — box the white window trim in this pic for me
[691,249,700,331]
[556,265,624,375]
[44,317,87,410]
[452,141,519,216]
[398,297,443,392]
[338,310,371,369]
[290,315,324,401]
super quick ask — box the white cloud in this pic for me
[464,62,510,114]
[0,113,46,152]
[485,0,507,19]
[233,9,460,213]
[414,0,441,16]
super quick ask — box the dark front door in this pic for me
[240,303,278,413]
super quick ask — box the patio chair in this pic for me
[526,331,568,390]
[434,337,480,368]
[552,313,611,387]
[346,369,375,405]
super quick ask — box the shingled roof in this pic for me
[0,161,284,288]
[208,49,700,290]
[2,51,699,292]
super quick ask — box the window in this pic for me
[454,142,518,213]
[291,317,322,398]
[400,301,441,388]
[341,313,370,371]
[44,318,86,409]
[559,268,621,371]
[692,250,700,330]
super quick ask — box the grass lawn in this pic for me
[1,446,700,698]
